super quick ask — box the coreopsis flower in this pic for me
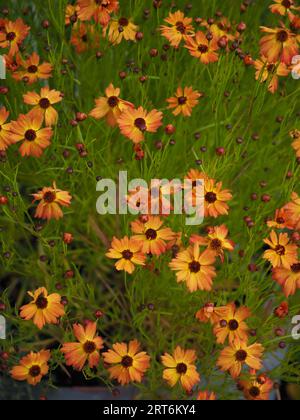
[267,208,294,229]
[20,287,65,330]
[9,112,53,157]
[288,10,300,30]
[208,17,236,43]
[23,87,63,127]
[185,31,219,64]
[65,4,80,25]
[197,391,216,400]
[61,322,104,371]
[12,52,53,84]
[263,230,298,269]
[190,224,235,262]
[32,182,72,220]
[272,263,300,297]
[259,26,299,65]
[161,346,200,392]
[70,22,100,53]
[103,339,150,385]
[254,56,290,93]
[204,178,232,218]
[10,350,50,386]
[90,83,134,127]
[106,236,146,274]
[108,17,138,45]
[238,371,273,401]
[213,303,250,345]
[195,302,227,324]
[77,0,119,26]
[131,216,175,255]
[0,107,12,151]
[159,10,194,48]
[118,106,163,143]
[166,86,202,117]
[290,129,300,157]
[0,18,30,56]
[269,0,300,16]
[217,340,264,379]
[169,243,216,292]
[284,192,300,230]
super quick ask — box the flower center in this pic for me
[121,355,133,367]
[134,118,147,132]
[176,362,187,374]
[27,65,38,74]
[29,365,41,377]
[198,44,209,53]
[39,98,51,109]
[210,239,222,250]
[176,21,186,34]
[35,294,48,309]
[275,245,285,255]
[189,260,201,273]
[107,96,119,108]
[43,191,56,203]
[118,17,129,27]
[122,249,133,260]
[282,0,292,8]
[145,228,157,240]
[249,386,261,398]
[276,30,288,43]
[291,263,300,273]
[6,32,16,41]
[177,96,187,105]
[83,340,96,354]
[25,129,36,141]
[276,217,285,225]
[205,192,217,203]
[235,349,247,362]
[228,319,239,331]
[81,34,88,42]
[267,64,276,73]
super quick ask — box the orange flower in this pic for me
[195,302,228,325]
[61,322,104,371]
[70,22,100,53]
[160,10,194,48]
[274,301,289,318]
[32,182,72,220]
[103,339,150,385]
[0,18,30,56]
[65,4,80,25]
[77,0,119,26]
[197,391,216,400]
[108,17,138,45]
[190,224,235,262]
[272,263,300,297]
[12,52,53,84]
[284,192,300,230]
[10,350,50,386]
[204,177,232,218]
[169,243,216,292]
[263,230,298,269]
[238,372,273,401]
[118,106,163,143]
[213,303,250,345]
[23,87,63,127]
[254,56,290,93]
[90,83,134,127]
[217,340,264,379]
[267,208,294,229]
[208,17,236,43]
[290,129,300,158]
[131,216,175,255]
[259,26,299,65]
[0,107,12,151]
[106,236,146,274]
[166,86,202,117]
[185,31,219,64]
[161,346,200,392]
[269,0,300,16]
[20,287,65,330]
[9,112,53,157]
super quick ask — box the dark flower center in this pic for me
[39,98,51,109]
[282,0,292,8]
[176,362,187,374]
[81,34,88,42]
[121,355,133,367]
[189,260,201,273]
[198,44,209,53]
[205,192,217,203]
[267,64,276,73]
[6,32,16,41]
[275,245,285,255]
[134,118,147,132]
[145,228,157,240]
[118,17,129,27]
[276,217,285,225]
[178,96,187,105]
[210,239,222,250]
[291,263,300,273]
[276,30,288,43]
[83,340,96,354]
[108,95,119,108]
[35,294,48,310]
[249,386,261,398]
[176,21,186,34]
[29,365,41,377]
[235,349,247,362]
[122,249,133,260]
[43,191,56,203]
[228,319,239,331]
[25,129,36,141]
[27,65,38,73]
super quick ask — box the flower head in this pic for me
[0,18,30,56]
[160,10,194,47]
[239,371,273,400]
[272,263,300,297]
[166,86,202,117]
[23,87,63,127]
[32,182,72,220]
[77,0,119,26]
[185,31,219,64]
[269,0,300,16]
[263,230,298,269]
[106,236,146,274]
[0,107,12,151]
[259,26,299,65]
[284,192,300,230]
[70,22,100,53]
[108,17,138,45]
[254,56,290,93]
[10,350,50,386]
[213,302,250,345]
[195,302,227,324]
[12,52,53,84]
[204,178,232,218]
[267,208,294,229]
